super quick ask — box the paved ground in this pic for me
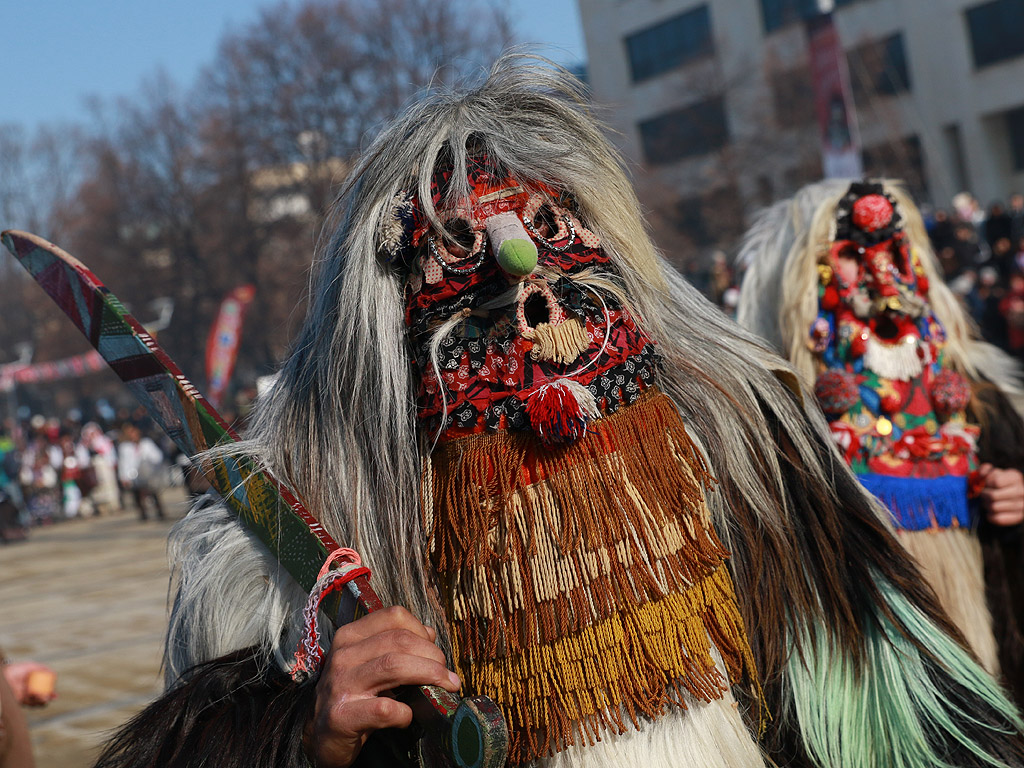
[1,490,190,768]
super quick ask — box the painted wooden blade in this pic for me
[1,229,337,590]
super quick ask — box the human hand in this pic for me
[978,463,1024,526]
[3,661,57,707]
[304,606,460,768]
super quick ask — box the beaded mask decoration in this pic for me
[811,181,979,529]
[381,149,758,762]
[393,151,658,444]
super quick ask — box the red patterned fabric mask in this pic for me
[394,152,658,442]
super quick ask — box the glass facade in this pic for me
[966,0,1024,68]
[625,5,714,82]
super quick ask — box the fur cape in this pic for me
[96,65,1024,768]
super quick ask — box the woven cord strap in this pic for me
[292,548,370,682]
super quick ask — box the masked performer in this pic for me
[95,63,1024,768]
[738,178,1024,693]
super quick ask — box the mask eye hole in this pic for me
[531,205,560,239]
[428,217,487,275]
[522,195,575,251]
[442,218,481,259]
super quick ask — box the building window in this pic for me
[638,97,729,165]
[771,67,816,128]
[1008,106,1024,171]
[625,5,714,82]
[966,0,1024,68]
[760,0,821,33]
[862,135,928,200]
[848,33,912,101]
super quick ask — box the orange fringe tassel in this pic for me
[426,389,759,761]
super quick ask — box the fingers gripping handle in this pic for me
[332,571,508,767]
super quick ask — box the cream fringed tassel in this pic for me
[898,527,999,674]
[525,318,590,364]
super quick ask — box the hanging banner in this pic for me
[205,284,256,408]
[806,13,863,179]
[0,350,106,392]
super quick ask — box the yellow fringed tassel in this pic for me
[450,566,757,763]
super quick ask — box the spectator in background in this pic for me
[1000,272,1024,364]
[954,220,986,269]
[708,250,733,307]
[56,430,90,519]
[953,190,985,227]
[985,201,1013,253]
[992,235,1016,280]
[80,423,118,514]
[116,423,165,521]
[1008,193,1024,248]
[978,266,1009,349]
[19,426,60,527]
[1014,235,1024,275]
[928,210,964,277]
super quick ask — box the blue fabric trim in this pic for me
[856,473,972,531]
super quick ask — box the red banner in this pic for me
[806,14,862,179]
[205,284,256,408]
[0,350,107,392]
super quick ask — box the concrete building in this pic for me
[577,0,1024,265]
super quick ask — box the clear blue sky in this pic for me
[1,0,586,132]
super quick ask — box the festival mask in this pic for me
[384,151,658,443]
[812,181,937,379]
[828,182,930,312]
[811,181,976,505]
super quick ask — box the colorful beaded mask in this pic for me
[812,181,977,530]
[392,151,658,443]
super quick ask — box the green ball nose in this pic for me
[496,238,538,277]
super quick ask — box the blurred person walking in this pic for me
[18,428,59,526]
[116,424,165,521]
[80,423,118,514]
[56,429,91,518]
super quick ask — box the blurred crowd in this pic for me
[927,192,1024,360]
[0,409,209,543]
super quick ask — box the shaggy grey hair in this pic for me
[165,55,882,676]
